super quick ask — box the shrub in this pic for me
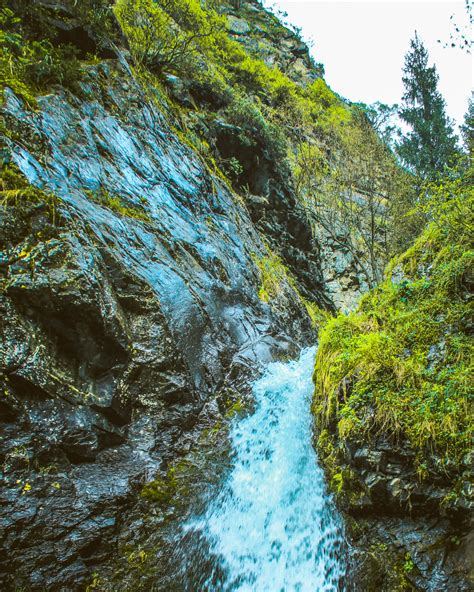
[114,0,223,73]
[225,94,287,160]
[0,7,81,106]
[307,79,351,131]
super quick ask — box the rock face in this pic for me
[0,58,322,590]
[313,200,474,591]
[317,433,474,591]
[317,238,369,313]
[224,0,324,83]
[2,2,465,590]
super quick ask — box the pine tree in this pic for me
[397,32,458,178]
[461,94,473,152]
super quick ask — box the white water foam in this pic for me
[186,347,345,591]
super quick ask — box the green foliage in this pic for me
[300,297,332,330]
[416,157,474,235]
[86,188,151,222]
[0,162,60,221]
[252,248,295,304]
[357,101,400,150]
[461,94,473,153]
[112,0,350,145]
[221,156,244,182]
[313,165,473,473]
[0,7,81,106]
[141,460,192,505]
[225,93,287,160]
[307,79,351,132]
[114,0,224,73]
[398,33,459,179]
[293,105,416,286]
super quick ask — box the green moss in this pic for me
[403,553,414,573]
[85,572,102,592]
[127,548,148,568]
[313,173,474,474]
[225,398,245,419]
[141,460,192,505]
[300,297,332,330]
[0,162,61,221]
[0,7,82,108]
[316,429,366,504]
[252,245,331,332]
[86,188,151,222]
[252,247,296,303]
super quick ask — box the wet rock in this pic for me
[0,56,319,590]
[163,74,194,108]
[353,447,383,470]
[317,429,474,590]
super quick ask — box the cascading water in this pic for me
[184,347,346,591]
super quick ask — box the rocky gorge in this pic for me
[0,0,472,590]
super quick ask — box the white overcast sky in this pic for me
[265,0,473,130]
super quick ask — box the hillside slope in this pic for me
[313,170,473,590]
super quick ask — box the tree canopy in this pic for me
[397,33,458,179]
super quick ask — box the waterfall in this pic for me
[184,347,345,591]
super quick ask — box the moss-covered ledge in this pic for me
[311,171,473,590]
[313,186,473,507]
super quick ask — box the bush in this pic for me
[225,94,287,160]
[0,7,81,106]
[114,0,223,73]
[307,79,351,131]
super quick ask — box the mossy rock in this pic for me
[313,176,473,484]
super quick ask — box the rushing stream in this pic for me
[185,347,345,591]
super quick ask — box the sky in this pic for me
[265,0,473,130]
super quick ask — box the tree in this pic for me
[359,101,401,151]
[438,0,472,53]
[461,93,473,153]
[397,33,458,179]
[293,109,413,288]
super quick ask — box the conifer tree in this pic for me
[461,94,473,152]
[397,33,458,178]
